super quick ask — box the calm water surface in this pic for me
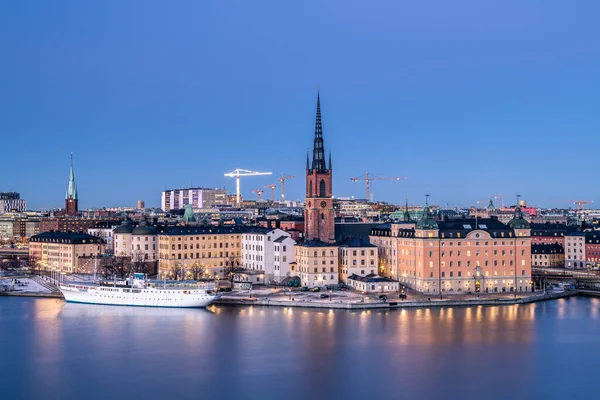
[1,297,600,400]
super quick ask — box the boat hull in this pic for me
[60,285,217,308]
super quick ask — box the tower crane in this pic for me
[224,169,272,206]
[252,189,264,200]
[264,184,277,202]
[491,194,503,208]
[278,174,295,203]
[350,172,406,203]
[553,200,593,212]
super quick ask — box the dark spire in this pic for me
[328,151,332,170]
[311,90,327,172]
[306,151,310,170]
[403,197,410,222]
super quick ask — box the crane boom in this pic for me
[224,169,272,205]
[350,172,406,202]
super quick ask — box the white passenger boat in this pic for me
[59,273,219,308]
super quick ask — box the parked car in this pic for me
[310,287,320,292]
[399,293,407,300]
[378,294,388,302]
[319,294,329,299]
[218,287,232,293]
[300,286,309,292]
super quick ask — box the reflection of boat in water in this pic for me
[59,274,219,308]
[59,301,216,319]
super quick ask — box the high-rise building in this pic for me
[137,200,145,209]
[304,92,335,243]
[65,154,78,216]
[161,188,227,212]
[0,192,26,213]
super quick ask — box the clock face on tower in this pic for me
[320,201,327,208]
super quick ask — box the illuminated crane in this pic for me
[350,172,406,203]
[491,194,503,208]
[252,189,264,200]
[278,174,295,203]
[552,200,593,212]
[264,184,277,202]
[224,169,272,205]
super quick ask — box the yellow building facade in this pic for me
[29,231,105,273]
[157,226,245,279]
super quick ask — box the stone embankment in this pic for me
[215,290,576,310]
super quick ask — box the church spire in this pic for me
[328,151,332,170]
[306,151,310,170]
[311,90,327,172]
[66,153,77,200]
[403,197,410,221]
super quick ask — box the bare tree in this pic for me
[130,251,150,274]
[99,256,130,279]
[169,262,185,280]
[28,254,41,276]
[223,254,243,285]
[189,262,206,281]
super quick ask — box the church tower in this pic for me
[65,153,78,216]
[304,92,335,243]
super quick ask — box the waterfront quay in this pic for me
[215,286,576,310]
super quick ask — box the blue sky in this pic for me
[2,1,600,210]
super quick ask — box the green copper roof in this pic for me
[182,204,197,222]
[66,153,77,200]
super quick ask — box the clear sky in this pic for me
[2,1,600,210]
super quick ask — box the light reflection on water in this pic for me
[2,297,600,400]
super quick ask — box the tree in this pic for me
[28,254,41,276]
[223,254,243,285]
[130,251,151,274]
[169,262,185,280]
[189,262,206,281]
[99,256,130,279]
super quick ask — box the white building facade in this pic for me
[161,188,228,212]
[565,232,586,269]
[242,228,295,283]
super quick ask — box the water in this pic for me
[1,297,600,400]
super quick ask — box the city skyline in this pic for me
[3,1,600,209]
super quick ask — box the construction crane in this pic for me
[252,189,264,200]
[264,184,277,202]
[278,174,295,203]
[224,169,272,205]
[350,172,406,203]
[491,194,503,208]
[552,200,593,212]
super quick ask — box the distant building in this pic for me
[0,192,26,213]
[137,200,145,209]
[564,232,586,269]
[531,243,564,268]
[161,188,227,212]
[531,223,576,246]
[40,217,121,234]
[586,232,600,270]
[87,221,119,252]
[338,238,379,283]
[65,154,78,216]
[29,231,105,273]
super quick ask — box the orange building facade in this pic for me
[371,207,533,294]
